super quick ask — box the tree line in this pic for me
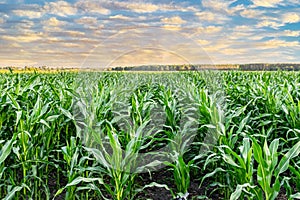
[111,63,300,71]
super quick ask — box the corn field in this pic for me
[0,71,299,200]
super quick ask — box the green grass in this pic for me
[0,71,299,199]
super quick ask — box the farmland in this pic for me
[0,71,299,200]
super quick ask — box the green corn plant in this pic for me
[251,137,300,200]
[215,138,262,200]
[73,75,168,200]
[161,79,204,199]
[200,138,257,200]
[287,163,300,199]
[164,118,197,198]
[167,154,193,199]
[223,135,300,200]
[200,109,253,199]
[1,130,29,199]
[165,151,193,199]
[284,131,300,199]
[0,133,17,180]
[60,136,79,199]
[194,89,229,197]
[282,90,300,129]
[85,119,165,200]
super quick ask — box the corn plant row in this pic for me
[0,71,299,199]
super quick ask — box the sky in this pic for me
[0,0,299,68]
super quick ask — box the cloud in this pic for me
[229,25,263,40]
[75,1,110,15]
[251,0,283,7]
[233,25,254,32]
[125,2,159,13]
[12,20,35,32]
[256,20,282,29]
[109,1,196,14]
[227,4,245,15]
[204,43,230,52]
[208,50,299,64]
[162,25,182,31]
[195,11,229,23]
[0,59,37,67]
[2,33,43,43]
[43,17,66,27]
[0,14,8,27]
[228,32,253,40]
[196,11,215,22]
[256,39,299,49]
[240,9,263,18]
[159,4,198,12]
[282,13,300,23]
[107,48,189,67]
[42,17,66,32]
[0,0,23,4]
[109,15,130,20]
[283,30,300,37]
[287,0,300,4]
[44,29,85,39]
[59,43,81,48]
[201,0,243,15]
[75,16,98,25]
[161,16,186,25]
[64,30,85,37]
[13,9,43,19]
[44,37,60,43]
[196,26,223,34]
[112,1,159,13]
[197,39,211,46]
[222,48,246,55]
[197,36,252,57]
[248,35,265,40]
[44,1,77,16]
[202,0,232,10]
